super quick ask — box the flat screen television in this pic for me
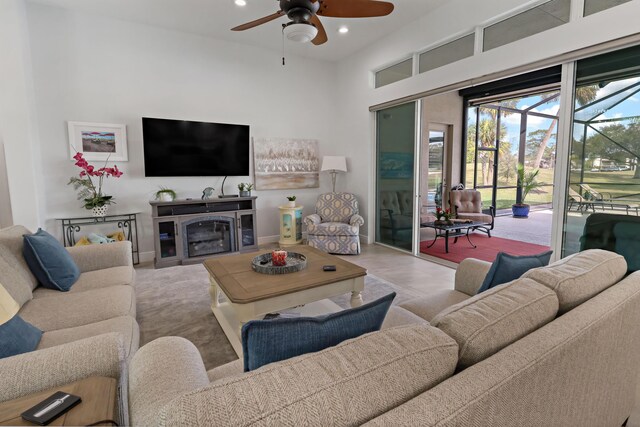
[142,117,250,177]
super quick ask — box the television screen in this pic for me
[142,117,250,177]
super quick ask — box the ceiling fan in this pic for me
[231,0,395,45]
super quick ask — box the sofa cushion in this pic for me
[478,251,553,293]
[430,278,558,370]
[23,229,80,292]
[0,225,38,291]
[0,251,33,307]
[381,306,429,329]
[455,212,493,224]
[37,316,139,359]
[241,293,395,371]
[160,325,458,426]
[32,266,134,299]
[522,249,626,313]
[0,282,41,359]
[19,285,135,332]
[306,222,359,236]
[400,290,470,322]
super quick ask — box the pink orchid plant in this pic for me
[68,152,124,209]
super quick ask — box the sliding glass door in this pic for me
[375,103,417,251]
[562,45,640,256]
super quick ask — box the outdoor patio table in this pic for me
[421,221,488,253]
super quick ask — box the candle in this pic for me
[272,250,287,266]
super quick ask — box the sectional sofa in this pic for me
[0,225,138,424]
[128,249,640,426]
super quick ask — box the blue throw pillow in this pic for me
[241,292,396,372]
[23,229,80,291]
[0,315,42,359]
[478,251,553,294]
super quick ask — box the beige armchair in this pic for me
[449,189,495,236]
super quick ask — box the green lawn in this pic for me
[465,163,555,209]
[570,170,640,202]
[463,163,640,209]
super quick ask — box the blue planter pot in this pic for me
[512,204,530,218]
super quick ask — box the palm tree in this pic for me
[475,102,518,186]
[531,85,599,169]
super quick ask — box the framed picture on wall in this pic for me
[380,152,413,179]
[68,121,128,162]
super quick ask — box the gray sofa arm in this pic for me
[0,333,125,403]
[454,258,492,296]
[129,337,210,426]
[66,241,132,272]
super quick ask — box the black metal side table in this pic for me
[58,212,140,265]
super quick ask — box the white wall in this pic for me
[334,0,640,241]
[0,0,43,231]
[24,2,342,260]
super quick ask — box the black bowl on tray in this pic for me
[251,252,307,275]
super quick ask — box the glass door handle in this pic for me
[174,223,179,236]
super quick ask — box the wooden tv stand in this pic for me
[150,197,258,268]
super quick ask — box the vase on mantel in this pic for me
[91,205,109,217]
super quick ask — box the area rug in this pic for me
[420,234,551,264]
[135,263,406,371]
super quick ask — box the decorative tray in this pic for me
[252,252,307,275]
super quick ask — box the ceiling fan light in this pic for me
[283,23,318,43]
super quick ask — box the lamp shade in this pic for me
[321,156,347,173]
[0,282,19,325]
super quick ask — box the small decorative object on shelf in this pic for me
[434,206,454,225]
[154,187,177,202]
[237,183,253,197]
[286,195,297,208]
[67,152,123,217]
[202,187,215,200]
[252,251,307,275]
[271,249,288,266]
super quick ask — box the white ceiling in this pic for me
[27,0,448,61]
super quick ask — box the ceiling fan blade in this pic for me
[231,11,284,31]
[310,15,328,45]
[317,0,394,18]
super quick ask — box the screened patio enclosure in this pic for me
[570,79,640,206]
[466,90,560,213]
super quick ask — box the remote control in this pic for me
[323,265,336,272]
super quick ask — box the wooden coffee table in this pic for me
[204,246,367,356]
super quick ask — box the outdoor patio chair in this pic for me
[577,184,639,214]
[568,187,598,212]
[579,183,613,202]
[449,189,495,237]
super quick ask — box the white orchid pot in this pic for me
[287,201,296,208]
[92,205,109,217]
[159,192,175,202]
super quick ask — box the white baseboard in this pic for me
[139,251,155,264]
[257,235,280,245]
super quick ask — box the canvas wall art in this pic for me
[253,138,319,190]
[380,152,413,179]
[68,122,128,161]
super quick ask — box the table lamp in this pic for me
[321,156,348,193]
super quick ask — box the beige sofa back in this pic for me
[0,225,36,307]
[366,271,640,426]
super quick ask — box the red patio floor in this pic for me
[420,234,551,264]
